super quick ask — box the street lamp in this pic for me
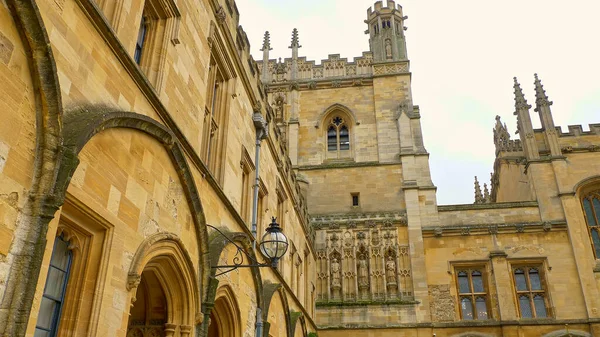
[259,218,289,267]
[209,217,288,276]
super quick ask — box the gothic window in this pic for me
[373,23,379,35]
[351,193,360,207]
[34,234,72,337]
[512,265,549,318]
[581,190,600,259]
[455,267,490,320]
[134,16,147,65]
[240,147,255,225]
[132,0,181,89]
[327,116,350,158]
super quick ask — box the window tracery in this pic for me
[581,190,600,258]
[326,116,350,158]
[512,265,549,319]
[455,267,490,320]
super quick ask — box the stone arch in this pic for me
[208,285,243,337]
[449,333,496,337]
[57,107,210,303]
[541,330,591,337]
[206,229,264,308]
[573,174,600,195]
[260,281,282,337]
[126,232,199,330]
[314,103,359,129]
[288,311,303,337]
[276,288,292,337]
[0,1,66,334]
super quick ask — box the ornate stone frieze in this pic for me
[423,220,566,237]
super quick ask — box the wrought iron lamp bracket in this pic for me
[207,224,276,277]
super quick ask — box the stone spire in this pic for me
[474,176,484,204]
[533,73,562,157]
[260,31,272,83]
[513,77,539,159]
[483,183,491,203]
[289,28,301,81]
[493,115,510,145]
[533,73,552,109]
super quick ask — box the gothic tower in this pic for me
[365,0,408,62]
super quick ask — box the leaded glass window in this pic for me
[582,191,600,259]
[134,16,147,65]
[34,234,72,337]
[326,116,351,157]
[512,266,549,318]
[455,267,490,320]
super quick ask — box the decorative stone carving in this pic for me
[215,6,226,24]
[386,255,397,286]
[434,227,443,237]
[429,284,456,322]
[543,222,552,232]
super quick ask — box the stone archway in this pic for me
[127,233,198,337]
[207,286,242,337]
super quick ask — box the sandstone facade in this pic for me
[0,1,599,337]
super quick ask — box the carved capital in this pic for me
[215,6,226,24]
[127,273,141,291]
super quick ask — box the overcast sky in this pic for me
[235,0,600,205]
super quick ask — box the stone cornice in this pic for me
[316,317,600,330]
[423,220,566,238]
[310,211,407,229]
[295,161,401,171]
[266,76,374,92]
[438,201,538,212]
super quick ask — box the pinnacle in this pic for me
[513,77,531,111]
[533,73,553,111]
[290,28,301,49]
[261,31,272,51]
[474,176,484,204]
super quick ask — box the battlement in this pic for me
[257,52,377,84]
[551,123,600,137]
[367,0,403,17]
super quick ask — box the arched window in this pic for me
[581,190,600,258]
[512,266,549,318]
[455,268,490,320]
[134,15,147,64]
[326,116,350,158]
[34,234,73,337]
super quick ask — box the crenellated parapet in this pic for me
[257,52,400,91]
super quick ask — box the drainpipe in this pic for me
[252,106,268,337]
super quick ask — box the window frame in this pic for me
[510,262,552,319]
[453,264,491,321]
[35,234,73,337]
[581,190,600,259]
[325,115,352,160]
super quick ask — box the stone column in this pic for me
[180,324,192,337]
[164,323,177,337]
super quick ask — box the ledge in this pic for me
[438,201,538,212]
[296,161,401,171]
[423,220,566,237]
[316,317,600,330]
[316,299,418,308]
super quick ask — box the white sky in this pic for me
[236,0,600,205]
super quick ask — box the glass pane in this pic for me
[519,295,533,318]
[475,297,488,319]
[339,126,349,150]
[327,127,337,151]
[50,238,70,271]
[514,269,527,291]
[34,329,49,337]
[593,197,600,223]
[528,268,541,290]
[460,297,473,320]
[36,297,56,329]
[584,199,597,227]
[533,295,547,318]
[592,229,600,258]
[457,271,470,293]
[45,267,67,299]
[471,270,484,292]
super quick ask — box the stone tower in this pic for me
[366,0,408,62]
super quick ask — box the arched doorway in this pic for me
[128,270,168,336]
[207,286,241,337]
[126,233,198,337]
